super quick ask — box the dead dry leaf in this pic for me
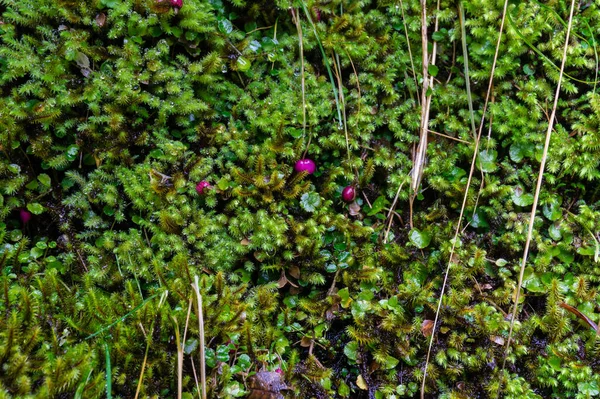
[490,335,505,345]
[349,201,361,216]
[356,375,368,390]
[247,371,290,399]
[559,302,599,331]
[450,253,460,265]
[288,265,300,279]
[421,319,434,337]
[95,13,106,27]
[277,273,288,289]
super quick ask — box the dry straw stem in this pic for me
[181,298,203,398]
[410,0,431,200]
[291,8,306,139]
[458,2,477,141]
[384,179,407,243]
[344,49,362,115]
[420,0,510,397]
[410,0,440,227]
[398,0,420,104]
[172,316,183,399]
[192,276,207,399]
[332,52,351,161]
[134,291,169,399]
[501,0,577,376]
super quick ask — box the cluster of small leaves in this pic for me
[2,0,600,397]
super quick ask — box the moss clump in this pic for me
[2,0,600,397]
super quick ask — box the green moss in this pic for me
[2,0,600,397]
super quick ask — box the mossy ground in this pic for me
[2,0,600,398]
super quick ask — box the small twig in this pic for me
[245,25,273,35]
[428,129,472,144]
[445,42,457,84]
[225,38,243,56]
[384,212,403,243]
[344,49,362,116]
[384,180,407,243]
[327,270,340,296]
[361,192,373,208]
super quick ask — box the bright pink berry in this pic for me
[20,209,32,224]
[342,186,356,202]
[195,181,211,195]
[170,0,183,8]
[275,368,283,374]
[294,159,316,174]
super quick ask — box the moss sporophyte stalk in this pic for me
[2,0,600,398]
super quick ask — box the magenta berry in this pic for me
[294,159,316,174]
[342,186,356,202]
[20,209,32,224]
[195,181,211,195]
[170,0,183,8]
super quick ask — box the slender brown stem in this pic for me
[192,276,207,399]
[420,0,509,397]
[501,0,576,382]
[399,0,420,104]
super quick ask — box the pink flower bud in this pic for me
[294,159,316,174]
[20,209,32,224]
[342,186,356,202]
[195,181,211,195]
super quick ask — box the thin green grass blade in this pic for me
[300,2,343,127]
[105,342,112,399]
[75,367,93,399]
[582,18,598,94]
[85,294,158,340]
[507,7,597,85]
[459,2,477,140]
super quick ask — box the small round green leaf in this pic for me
[66,145,79,161]
[218,18,233,34]
[409,228,432,249]
[38,173,51,186]
[300,192,321,212]
[236,57,251,72]
[344,341,358,361]
[27,203,44,215]
[477,150,497,173]
[512,186,534,207]
[428,64,439,77]
[543,197,562,221]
